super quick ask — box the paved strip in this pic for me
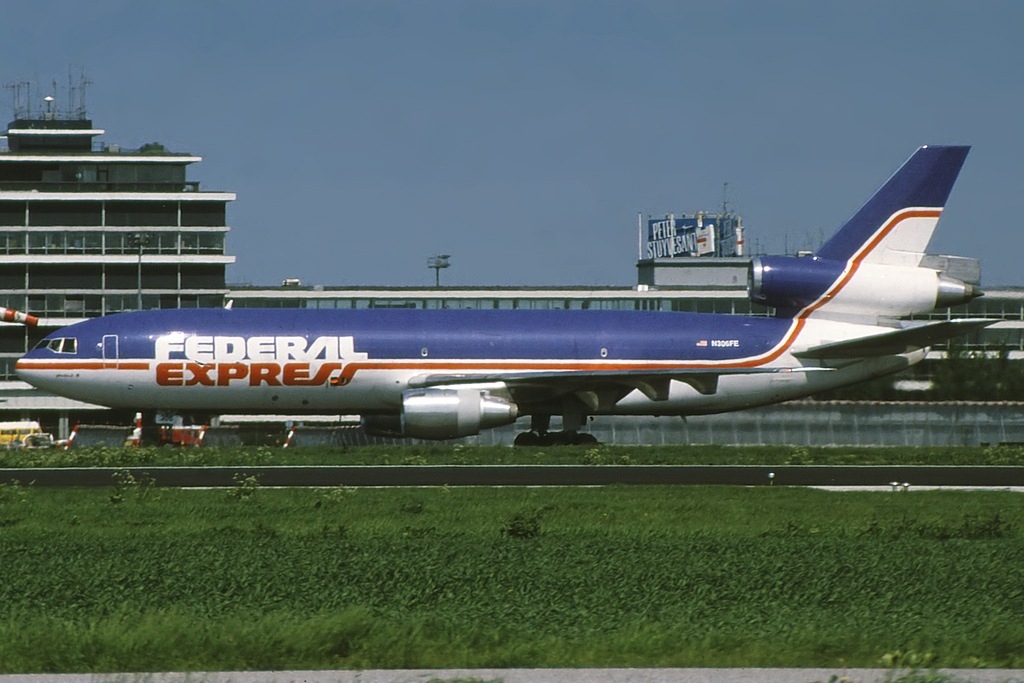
[3,668,1024,683]
[2,464,1024,488]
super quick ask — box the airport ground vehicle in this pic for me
[0,420,59,449]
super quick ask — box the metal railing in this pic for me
[0,181,200,193]
[475,401,1024,447]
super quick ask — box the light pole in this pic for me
[427,254,451,287]
[127,232,151,310]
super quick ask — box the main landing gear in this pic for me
[513,413,600,446]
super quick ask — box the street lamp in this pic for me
[126,232,151,310]
[427,254,451,287]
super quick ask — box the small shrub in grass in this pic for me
[227,473,261,501]
[108,468,154,505]
[314,486,357,509]
[501,510,542,539]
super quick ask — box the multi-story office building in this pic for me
[0,94,235,390]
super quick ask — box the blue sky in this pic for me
[4,1,1022,288]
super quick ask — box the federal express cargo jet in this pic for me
[17,146,989,444]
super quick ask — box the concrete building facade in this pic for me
[0,90,234,432]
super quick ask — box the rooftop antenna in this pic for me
[5,81,31,119]
[5,68,91,122]
[68,66,91,119]
[427,254,451,287]
[721,181,730,216]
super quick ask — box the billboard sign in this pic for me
[643,213,743,259]
[643,211,741,260]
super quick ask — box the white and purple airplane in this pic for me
[16,146,987,444]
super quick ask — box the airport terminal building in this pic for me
[2,95,1023,438]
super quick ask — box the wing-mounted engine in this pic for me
[748,255,981,320]
[363,388,518,440]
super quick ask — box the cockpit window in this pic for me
[34,337,77,354]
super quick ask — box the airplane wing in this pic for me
[792,318,997,360]
[408,365,832,409]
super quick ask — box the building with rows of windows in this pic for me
[0,100,234,388]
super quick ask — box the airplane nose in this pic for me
[15,357,51,390]
[16,357,35,380]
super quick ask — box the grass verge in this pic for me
[0,485,1022,671]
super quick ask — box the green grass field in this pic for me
[0,479,1022,672]
[3,443,1024,468]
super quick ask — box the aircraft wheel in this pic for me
[516,431,599,446]
[514,431,543,447]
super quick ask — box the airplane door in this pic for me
[102,335,118,368]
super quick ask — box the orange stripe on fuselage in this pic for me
[15,360,151,371]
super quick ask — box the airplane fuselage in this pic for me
[15,307,917,416]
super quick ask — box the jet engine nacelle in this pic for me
[748,255,980,319]
[363,388,519,440]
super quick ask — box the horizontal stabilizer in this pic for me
[792,319,996,360]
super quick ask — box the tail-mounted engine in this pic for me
[363,388,519,440]
[748,255,981,319]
